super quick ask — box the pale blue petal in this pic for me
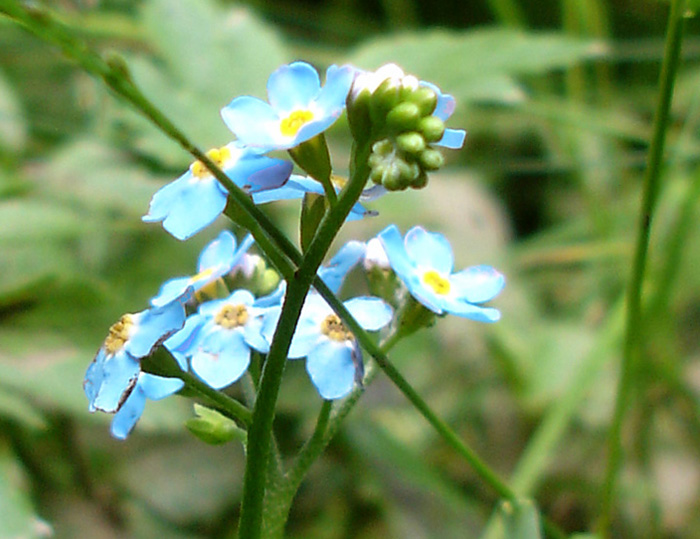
[161,178,227,240]
[164,315,203,369]
[127,300,188,358]
[378,225,417,282]
[404,226,454,274]
[221,96,281,147]
[151,277,192,308]
[406,281,446,314]
[313,64,355,115]
[306,340,355,400]
[198,230,237,272]
[436,128,466,150]
[294,116,340,146]
[440,296,501,322]
[140,373,184,400]
[85,349,140,413]
[142,172,191,223]
[251,182,305,204]
[449,266,505,304]
[191,330,250,389]
[243,313,269,353]
[347,200,377,221]
[244,159,292,193]
[254,281,286,308]
[318,240,366,294]
[110,384,146,439]
[344,297,393,331]
[267,61,320,112]
[288,317,323,359]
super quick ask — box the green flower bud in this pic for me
[407,87,438,116]
[419,148,444,171]
[370,78,401,127]
[347,88,372,142]
[382,166,408,191]
[372,139,394,157]
[186,404,246,445]
[396,132,426,156]
[418,116,445,143]
[387,102,421,132]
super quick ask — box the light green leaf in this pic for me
[0,389,46,430]
[0,200,85,243]
[0,69,27,152]
[348,28,604,104]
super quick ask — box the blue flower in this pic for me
[263,294,392,400]
[110,373,185,439]
[84,291,190,414]
[179,289,269,389]
[143,143,292,240]
[221,62,355,151]
[151,230,254,308]
[377,224,504,322]
[252,175,377,221]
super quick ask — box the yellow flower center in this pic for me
[320,314,353,342]
[215,304,249,329]
[423,270,451,295]
[104,314,134,355]
[280,109,314,137]
[190,146,232,179]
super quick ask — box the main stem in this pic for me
[237,142,371,538]
[598,0,686,534]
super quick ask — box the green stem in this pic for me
[598,0,686,534]
[237,141,372,538]
[176,369,252,426]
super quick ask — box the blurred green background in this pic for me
[1,0,700,537]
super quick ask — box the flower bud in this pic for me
[410,171,429,189]
[418,116,445,143]
[407,86,438,116]
[387,102,421,132]
[396,132,426,156]
[419,148,444,171]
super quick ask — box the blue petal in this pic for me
[318,240,366,294]
[126,300,188,358]
[440,296,502,322]
[243,312,270,353]
[449,266,505,304]
[151,276,192,308]
[251,182,306,204]
[140,373,184,400]
[436,128,466,150]
[142,172,191,222]
[84,349,140,413]
[267,62,321,113]
[404,226,454,274]
[306,340,356,400]
[244,159,292,193]
[344,297,393,331]
[110,383,146,440]
[254,281,286,308]
[191,329,251,389]
[198,230,237,272]
[378,225,418,281]
[164,314,203,369]
[294,116,340,147]
[161,178,227,240]
[221,96,281,147]
[313,64,355,116]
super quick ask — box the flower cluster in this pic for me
[85,61,504,439]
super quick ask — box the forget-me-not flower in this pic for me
[263,294,392,400]
[221,62,355,151]
[377,224,504,322]
[174,289,269,389]
[143,143,292,240]
[151,230,254,308]
[84,290,191,414]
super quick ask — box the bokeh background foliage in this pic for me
[1,0,700,537]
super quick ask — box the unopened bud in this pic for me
[396,132,426,156]
[387,102,421,132]
[419,148,444,171]
[418,116,445,143]
[407,87,438,116]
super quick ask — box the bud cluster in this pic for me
[352,71,448,191]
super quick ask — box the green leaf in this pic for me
[0,389,46,430]
[0,200,85,243]
[494,498,543,539]
[0,446,51,538]
[185,403,245,445]
[348,28,604,104]
[0,69,27,152]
